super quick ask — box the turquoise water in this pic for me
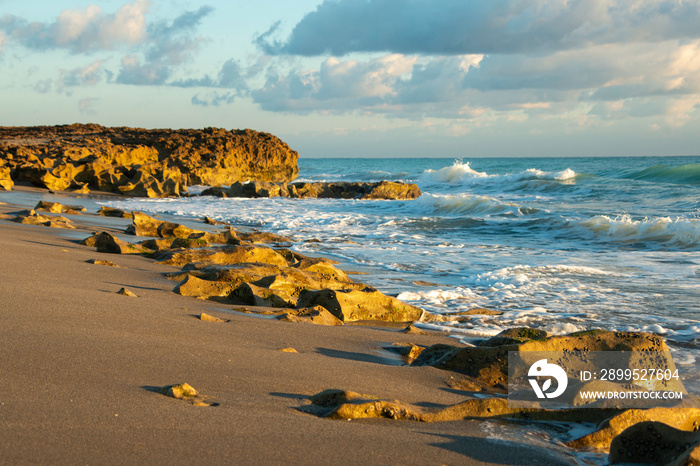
[106,156,700,389]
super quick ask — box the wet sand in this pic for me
[0,188,577,465]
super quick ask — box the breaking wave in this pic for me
[419,160,578,192]
[575,215,700,248]
[624,163,700,185]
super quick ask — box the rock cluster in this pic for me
[307,328,698,463]
[411,328,685,397]
[82,211,424,323]
[201,180,422,200]
[0,124,299,196]
[8,201,86,229]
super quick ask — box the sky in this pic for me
[1,0,700,158]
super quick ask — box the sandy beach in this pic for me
[0,187,585,465]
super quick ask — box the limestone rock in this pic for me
[154,383,214,406]
[568,407,700,452]
[34,201,86,213]
[94,232,153,255]
[174,275,240,298]
[412,330,680,392]
[608,421,700,465]
[1,124,299,196]
[86,259,119,267]
[479,327,548,346]
[13,210,75,229]
[117,287,137,297]
[278,306,344,326]
[231,282,297,308]
[98,206,134,218]
[156,244,289,267]
[296,288,425,322]
[219,180,422,200]
[199,313,228,323]
[0,165,13,190]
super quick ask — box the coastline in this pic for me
[3,185,700,465]
[0,186,582,465]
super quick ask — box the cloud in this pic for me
[78,97,98,115]
[57,59,106,93]
[171,58,248,90]
[191,91,236,106]
[116,6,213,85]
[252,54,422,113]
[249,36,700,125]
[0,0,150,52]
[259,0,700,56]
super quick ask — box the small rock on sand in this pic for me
[117,287,137,297]
[199,313,228,323]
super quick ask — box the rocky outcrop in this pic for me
[412,329,684,397]
[0,124,299,196]
[82,210,426,323]
[12,210,75,229]
[0,160,13,190]
[608,421,700,465]
[201,180,422,200]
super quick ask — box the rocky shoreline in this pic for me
[2,192,698,464]
[0,124,422,200]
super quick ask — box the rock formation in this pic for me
[201,180,422,200]
[0,124,299,196]
[82,210,425,323]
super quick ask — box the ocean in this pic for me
[104,156,700,391]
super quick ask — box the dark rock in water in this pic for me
[478,327,548,346]
[98,206,133,218]
[0,124,299,196]
[214,180,421,200]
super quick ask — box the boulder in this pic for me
[98,206,134,218]
[93,232,153,255]
[608,421,700,465]
[478,327,548,346]
[568,406,700,452]
[174,275,240,298]
[0,165,13,190]
[117,287,137,297]
[412,330,681,394]
[13,210,75,229]
[361,180,422,200]
[127,211,203,238]
[34,201,86,213]
[156,244,289,267]
[278,306,344,326]
[231,282,297,308]
[296,288,425,322]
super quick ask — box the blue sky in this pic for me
[1,0,699,158]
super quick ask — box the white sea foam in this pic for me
[414,192,522,217]
[419,160,579,191]
[577,214,700,247]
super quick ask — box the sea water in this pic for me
[104,156,700,391]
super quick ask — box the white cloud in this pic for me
[1,0,150,52]
[56,59,106,93]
